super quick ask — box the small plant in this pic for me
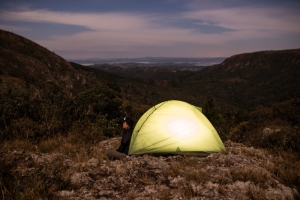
[156,189,171,199]
[185,169,210,184]
[165,161,182,177]
[0,152,70,199]
[139,174,155,185]
[229,121,250,142]
[264,152,300,193]
[230,168,269,188]
[180,184,197,198]
[247,184,266,200]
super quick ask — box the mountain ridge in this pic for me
[69,56,226,66]
[0,29,102,89]
[1,29,299,112]
[189,48,300,109]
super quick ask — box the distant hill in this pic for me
[0,29,86,88]
[92,64,199,79]
[69,56,226,66]
[185,49,300,109]
[84,48,300,112]
[0,29,121,90]
[81,57,224,79]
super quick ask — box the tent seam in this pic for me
[130,100,170,152]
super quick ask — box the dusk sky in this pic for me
[1,0,300,59]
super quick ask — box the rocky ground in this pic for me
[1,138,299,199]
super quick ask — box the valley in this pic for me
[0,29,300,199]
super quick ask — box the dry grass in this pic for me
[139,174,155,185]
[265,151,300,193]
[165,156,209,183]
[185,169,210,184]
[0,155,70,200]
[1,136,300,199]
[156,189,171,200]
[37,135,66,153]
[0,139,37,152]
[247,184,266,200]
[180,184,198,198]
[0,134,109,200]
[165,161,182,177]
[0,134,108,163]
[0,180,9,200]
[217,184,226,195]
[230,168,270,188]
[124,191,138,200]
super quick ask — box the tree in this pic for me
[34,80,71,136]
[0,82,30,136]
[203,95,227,139]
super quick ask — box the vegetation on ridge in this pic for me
[0,80,123,142]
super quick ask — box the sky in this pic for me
[1,0,300,60]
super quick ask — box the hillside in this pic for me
[0,29,87,89]
[187,49,300,109]
[0,29,121,90]
[86,49,300,114]
[92,64,198,79]
[2,29,299,114]
[0,29,125,142]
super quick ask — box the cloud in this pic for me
[184,6,300,35]
[1,5,299,59]
[0,9,206,44]
[0,9,154,32]
[0,24,29,32]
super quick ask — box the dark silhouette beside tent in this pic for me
[116,117,134,155]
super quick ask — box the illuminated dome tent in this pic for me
[129,100,226,155]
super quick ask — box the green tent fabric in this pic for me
[129,100,226,155]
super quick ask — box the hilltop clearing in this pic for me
[1,138,299,199]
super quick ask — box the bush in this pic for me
[0,153,70,199]
[229,98,300,153]
[203,95,229,140]
[0,81,123,142]
[0,83,30,133]
[73,84,122,122]
[263,128,300,152]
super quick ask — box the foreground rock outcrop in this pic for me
[1,138,299,199]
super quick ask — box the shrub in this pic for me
[0,82,30,135]
[203,95,229,140]
[263,127,300,152]
[0,80,123,142]
[0,154,70,199]
[73,84,122,122]
[229,121,250,142]
[34,80,72,136]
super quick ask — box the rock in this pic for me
[64,158,75,167]
[86,158,99,167]
[70,172,93,187]
[157,184,169,191]
[2,138,298,199]
[57,190,75,197]
[105,150,126,160]
[263,127,275,138]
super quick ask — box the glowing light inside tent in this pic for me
[165,116,199,140]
